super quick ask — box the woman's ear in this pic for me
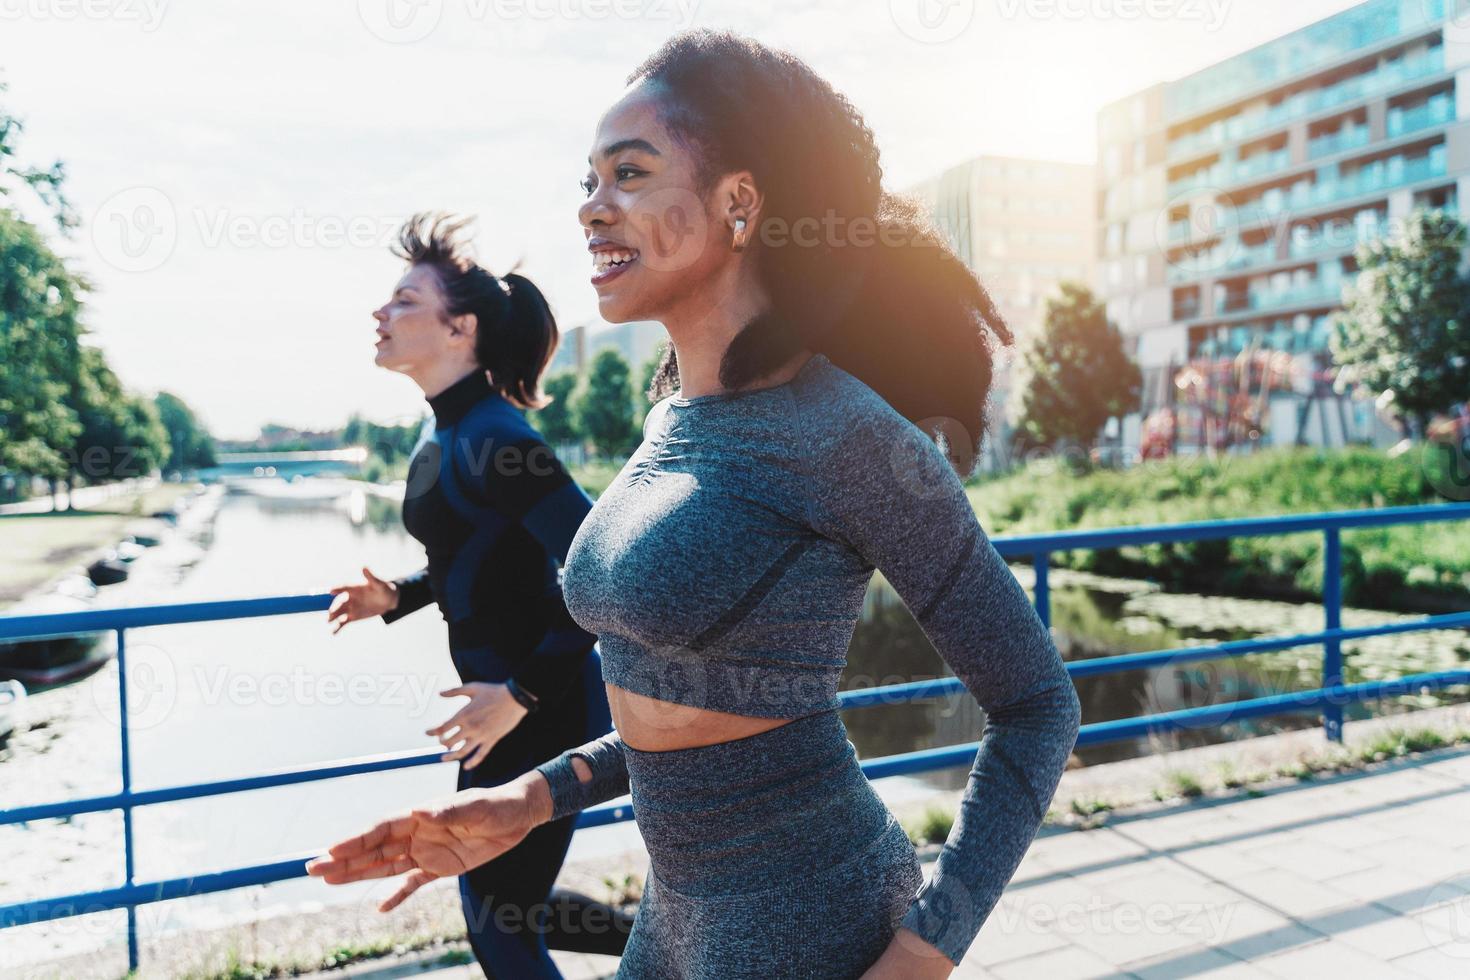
[448,311,479,347]
[722,170,763,231]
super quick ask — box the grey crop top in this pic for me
[535,352,1081,966]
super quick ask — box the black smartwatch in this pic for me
[506,676,541,714]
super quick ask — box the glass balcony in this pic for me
[1290,226,1363,259]
[1308,125,1372,159]
[1167,43,1445,162]
[1166,0,1444,121]
[1387,95,1455,137]
[1231,149,1293,184]
[1168,166,1225,198]
[1220,146,1447,226]
[1217,278,1346,316]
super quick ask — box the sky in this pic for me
[0,0,1371,439]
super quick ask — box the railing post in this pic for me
[1034,552,1051,629]
[1322,529,1343,743]
[116,628,139,973]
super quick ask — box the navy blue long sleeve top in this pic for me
[381,368,597,705]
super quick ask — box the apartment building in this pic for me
[1098,0,1470,449]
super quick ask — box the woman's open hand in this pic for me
[326,567,399,633]
[305,777,547,911]
[428,682,528,770]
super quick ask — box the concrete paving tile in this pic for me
[1243,835,1378,882]
[1255,937,1417,977]
[968,893,1072,967]
[1226,868,1358,918]
[989,944,1128,980]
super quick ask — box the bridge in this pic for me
[2,504,1469,978]
[197,449,369,481]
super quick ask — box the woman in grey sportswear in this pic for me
[308,30,1082,979]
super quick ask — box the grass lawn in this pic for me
[0,483,195,607]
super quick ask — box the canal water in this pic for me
[3,476,1467,968]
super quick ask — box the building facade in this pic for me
[910,154,1097,464]
[1098,0,1470,450]
[546,320,668,380]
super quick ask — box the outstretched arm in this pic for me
[806,407,1081,970]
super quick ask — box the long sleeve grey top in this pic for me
[534,351,1081,966]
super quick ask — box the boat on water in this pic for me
[86,554,130,585]
[0,592,110,688]
[0,680,26,739]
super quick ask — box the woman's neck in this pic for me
[662,268,805,399]
[410,359,484,401]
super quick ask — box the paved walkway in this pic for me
[480,746,1470,978]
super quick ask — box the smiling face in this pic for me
[371,263,472,375]
[578,81,741,324]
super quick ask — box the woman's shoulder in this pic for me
[789,354,923,450]
[462,391,544,444]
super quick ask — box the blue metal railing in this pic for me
[3,503,1470,972]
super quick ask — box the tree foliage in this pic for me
[1332,208,1470,434]
[1012,281,1141,451]
[0,208,85,480]
[155,391,216,470]
[532,372,580,446]
[575,348,636,458]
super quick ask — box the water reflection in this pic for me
[840,565,1470,780]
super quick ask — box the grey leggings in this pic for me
[616,709,924,979]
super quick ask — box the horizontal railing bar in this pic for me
[0,593,334,641]
[1072,669,1470,746]
[988,502,1470,557]
[0,747,448,826]
[1063,610,1470,678]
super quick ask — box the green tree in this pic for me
[0,208,86,486]
[532,371,581,446]
[66,347,168,492]
[1332,208,1470,438]
[575,348,635,458]
[1013,281,1141,453]
[154,391,216,470]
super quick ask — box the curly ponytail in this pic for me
[628,31,1011,469]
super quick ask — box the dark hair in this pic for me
[392,211,559,410]
[629,31,1011,471]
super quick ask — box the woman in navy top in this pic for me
[325,213,631,977]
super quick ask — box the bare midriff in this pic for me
[606,682,794,751]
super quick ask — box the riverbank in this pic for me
[0,481,197,608]
[966,447,1470,613]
